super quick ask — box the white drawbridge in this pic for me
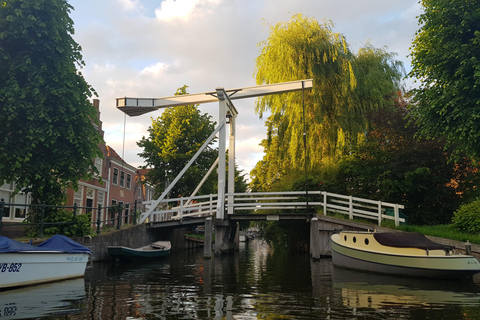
[116,79,313,223]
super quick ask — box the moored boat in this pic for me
[330,231,480,279]
[107,241,171,261]
[0,235,92,289]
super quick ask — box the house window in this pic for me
[2,205,9,218]
[113,168,119,185]
[86,188,94,214]
[0,189,11,205]
[74,188,83,207]
[126,174,132,189]
[13,193,28,218]
[119,201,124,226]
[86,188,95,199]
[120,171,125,187]
[110,200,117,224]
[124,203,130,224]
[97,191,105,208]
[138,187,141,199]
[94,157,102,178]
[1,181,14,192]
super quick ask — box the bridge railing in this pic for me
[144,194,218,222]
[320,192,405,226]
[143,191,405,226]
[226,191,323,212]
[226,191,404,226]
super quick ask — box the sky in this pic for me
[68,0,422,178]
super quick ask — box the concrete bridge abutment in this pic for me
[309,215,379,260]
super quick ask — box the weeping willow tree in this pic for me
[251,14,404,190]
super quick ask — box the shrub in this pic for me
[452,199,480,235]
[25,208,93,238]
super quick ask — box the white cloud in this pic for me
[155,0,222,21]
[140,62,169,77]
[117,0,141,12]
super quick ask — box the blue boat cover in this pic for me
[0,236,44,253]
[37,235,92,254]
[0,235,91,254]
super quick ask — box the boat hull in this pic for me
[0,252,90,289]
[331,232,480,279]
[108,246,170,261]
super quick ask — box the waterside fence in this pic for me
[0,198,141,238]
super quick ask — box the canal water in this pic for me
[2,240,480,319]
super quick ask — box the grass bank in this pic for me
[398,224,480,245]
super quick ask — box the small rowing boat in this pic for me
[107,241,171,261]
[330,231,480,279]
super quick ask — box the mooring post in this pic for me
[310,217,321,260]
[204,217,213,259]
[466,240,472,255]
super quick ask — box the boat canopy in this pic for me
[37,235,92,253]
[374,232,455,251]
[0,236,44,253]
[0,235,91,254]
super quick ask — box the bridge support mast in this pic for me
[214,88,237,254]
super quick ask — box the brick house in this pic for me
[2,99,155,230]
[64,99,149,227]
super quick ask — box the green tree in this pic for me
[408,0,480,159]
[334,98,480,225]
[0,0,103,205]
[251,14,404,190]
[137,85,218,198]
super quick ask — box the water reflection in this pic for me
[332,267,480,308]
[12,240,480,319]
[0,278,85,319]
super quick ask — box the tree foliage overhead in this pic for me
[251,14,404,190]
[137,85,218,198]
[408,0,480,159]
[0,0,103,204]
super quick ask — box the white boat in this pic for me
[0,235,91,289]
[330,231,480,279]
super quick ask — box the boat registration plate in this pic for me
[0,263,22,273]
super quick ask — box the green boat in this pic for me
[107,241,171,261]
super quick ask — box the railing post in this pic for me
[394,204,400,227]
[133,200,137,225]
[323,192,327,216]
[348,196,353,220]
[0,198,4,233]
[179,197,184,219]
[210,194,213,216]
[96,204,102,235]
[73,203,77,221]
[40,203,46,239]
[377,201,382,226]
